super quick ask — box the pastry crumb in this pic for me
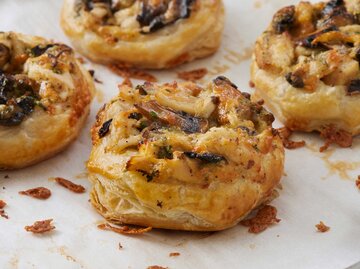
[169,252,180,257]
[241,205,281,234]
[19,187,51,200]
[25,219,55,234]
[356,176,360,190]
[53,177,86,193]
[118,242,123,250]
[319,125,352,152]
[177,68,208,81]
[147,266,168,269]
[0,200,8,219]
[315,221,330,233]
[108,63,157,82]
[98,223,152,235]
[277,127,306,149]
[249,80,255,88]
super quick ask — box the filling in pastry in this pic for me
[0,34,77,126]
[255,0,360,94]
[93,76,276,185]
[77,0,196,33]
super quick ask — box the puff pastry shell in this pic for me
[88,77,284,231]
[0,32,94,169]
[61,0,224,69]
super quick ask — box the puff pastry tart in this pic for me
[251,0,360,147]
[61,0,224,69]
[88,76,284,231]
[0,32,94,169]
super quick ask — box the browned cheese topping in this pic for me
[241,205,281,234]
[108,63,157,82]
[177,68,208,81]
[277,127,306,149]
[24,219,55,234]
[19,187,51,200]
[319,124,353,152]
[54,177,86,193]
[315,221,330,233]
[0,199,8,219]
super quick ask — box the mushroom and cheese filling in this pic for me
[256,0,360,93]
[77,0,196,34]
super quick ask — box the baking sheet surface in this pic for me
[1,1,360,268]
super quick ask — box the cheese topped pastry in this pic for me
[0,32,94,169]
[87,77,284,231]
[251,0,360,149]
[61,0,224,69]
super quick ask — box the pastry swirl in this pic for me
[87,77,284,231]
[251,0,360,143]
[0,32,94,169]
[61,0,224,69]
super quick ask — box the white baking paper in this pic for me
[1,0,360,268]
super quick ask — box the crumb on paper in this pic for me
[19,187,51,200]
[315,221,330,233]
[0,200,8,219]
[147,266,168,269]
[277,127,306,149]
[319,125,352,152]
[98,223,152,235]
[53,177,86,194]
[177,68,208,82]
[356,176,360,190]
[0,200,6,209]
[25,219,55,234]
[241,205,281,234]
[118,242,123,250]
[108,63,157,82]
[169,252,180,257]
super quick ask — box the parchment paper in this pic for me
[1,1,360,268]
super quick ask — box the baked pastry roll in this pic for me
[87,76,284,231]
[60,0,224,69]
[251,0,360,146]
[0,32,94,169]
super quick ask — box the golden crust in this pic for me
[87,77,284,231]
[60,0,224,69]
[0,32,95,169]
[251,0,360,136]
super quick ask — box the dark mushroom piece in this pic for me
[272,5,295,34]
[137,0,195,34]
[296,26,338,48]
[347,79,360,95]
[30,44,55,57]
[82,0,112,10]
[135,100,209,134]
[98,119,113,138]
[285,72,305,88]
[0,73,40,126]
[183,151,226,164]
[319,0,354,29]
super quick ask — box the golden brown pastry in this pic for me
[251,0,360,148]
[0,32,95,169]
[87,76,284,231]
[60,0,224,69]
